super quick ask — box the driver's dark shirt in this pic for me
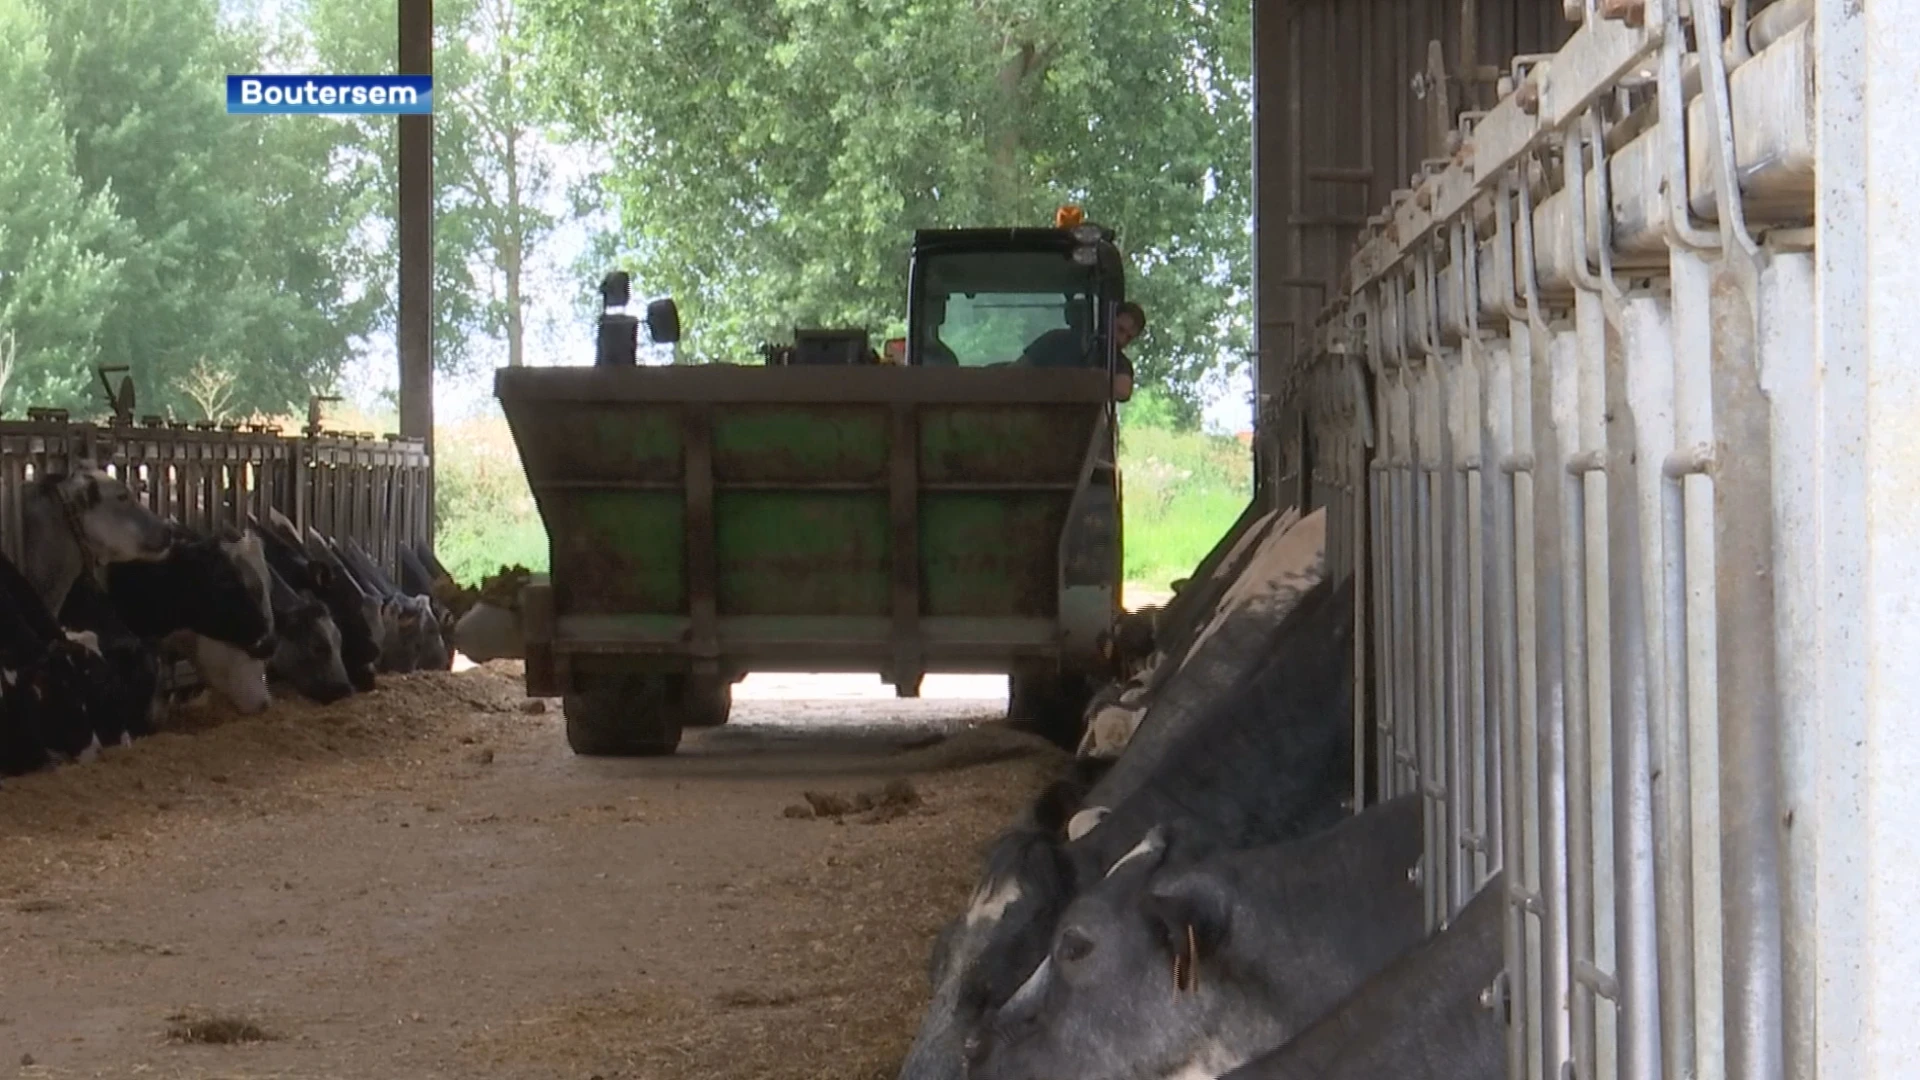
[1020,328,1134,378]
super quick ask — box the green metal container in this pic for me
[497,362,1122,756]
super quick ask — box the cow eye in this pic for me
[1056,926,1095,964]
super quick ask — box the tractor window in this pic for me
[919,251,1099,367]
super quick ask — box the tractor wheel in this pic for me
[563,673,685,756]
[680,675,734,729]
[1006,669,1095,752]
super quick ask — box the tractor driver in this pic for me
[1016,300,1144,401]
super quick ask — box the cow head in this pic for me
[964,825,1252,1080]
[217,530,276,657]
[186,634,271,715]
[264,565,354,704]
[40,465,173,564]
[969,795,1430,1080]
[897,779,1090,1080]
[17,638,110,762]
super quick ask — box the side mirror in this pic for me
[645,298,681,345]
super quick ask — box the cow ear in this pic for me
[1143,866,1233,976]
[1029,778,1089,837]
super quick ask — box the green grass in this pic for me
[1116,420,1253,591]
[430,402,1253,600]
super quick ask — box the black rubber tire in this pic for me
[680,676,733,729]
[1006,669,1095,752]
[563,673,685,756]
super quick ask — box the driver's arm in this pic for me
[1112,349,1134,401]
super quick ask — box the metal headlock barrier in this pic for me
[1262,0,1917,1076]
[0,411,432,581]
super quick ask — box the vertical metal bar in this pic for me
[1615,290,1670,1080]
[1393,356,1420,805]
[1490,172,1533,1080]
[1460,328,1492,896]
[1510,164,1551,1080]
[1669,247,1726,1080]
[1762,247,1818,1080]
[1542,319,1579,1080]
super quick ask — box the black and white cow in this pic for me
[898,573,1360,1080]
[253,510,380,693]
[101,524,277,715]
[1084,506,1327,784]
[966,794,1431,1080]
[263,563,355,704]
[339,535,449,671]
[1218,870,1508,1080]
[302,528,433,674]
[0,549,119,773]
[58,571,164,743]
[397,543,460,661]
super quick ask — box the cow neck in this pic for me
[54,483,105,578]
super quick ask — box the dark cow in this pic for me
[0,550,116,772]
[103,527,276,660]
[898,574,1359,1080]
[341,536,449,671]
[263,563,355,704]
[59,572,164,743]
[397,545,457,670]
[305,529,424,674]
[103,525,277,715]
[253,511,379,692]
[967,794,1430,1080]
[1086,508,1328,810]
[1220,870,1508,1080]
[1096,606,1160,683]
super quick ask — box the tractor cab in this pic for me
[893,208,1133,400]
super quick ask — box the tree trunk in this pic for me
[992,35,1052,218]
[502,41,526,368]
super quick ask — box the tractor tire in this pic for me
[563,673,685,757]
[680,675,734,729]
[1006,669,1095,752]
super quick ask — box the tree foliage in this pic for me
[0,0,123,413]
[301,0,568,374]
[525,0,1251,420]
[29,0,378,417]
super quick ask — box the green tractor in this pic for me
[496,208,1134,755]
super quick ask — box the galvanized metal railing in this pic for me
[0,413,432,582]
[1253,0,1906,1074]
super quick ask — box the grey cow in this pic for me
[264,564,355,704]
[899,573,1359,1080]
[1220,870,1508,1080]
[967,793,1431,1080]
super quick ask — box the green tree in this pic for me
[302,0,566,373]
[30,0,378,416]
[525,0,1251,415]
[0,0,123,414]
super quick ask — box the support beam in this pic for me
[1252,0,1293,504]
[398,0,434,532]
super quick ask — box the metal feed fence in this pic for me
[0,412,431,581]
[1262,0,1915,1078]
